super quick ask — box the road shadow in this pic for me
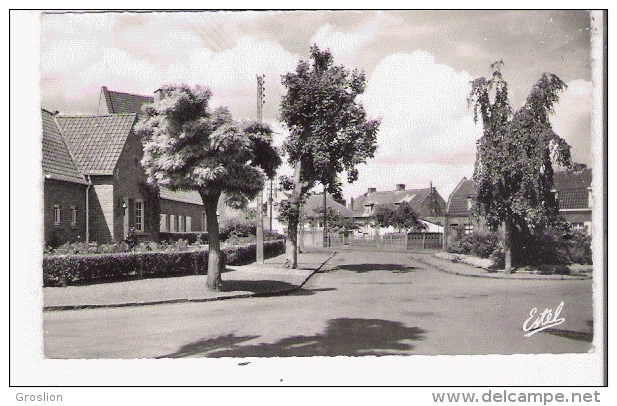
[290,287,338,296]
[329,263,419,273]
[222,279,298,294]
[159,318,426,358]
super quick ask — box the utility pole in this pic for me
[256,74,265,263]
[269,178,274,232]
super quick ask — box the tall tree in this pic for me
[136,85,281,290]
[279,44,380,268]
[468,62,572,273]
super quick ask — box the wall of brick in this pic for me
[43,179,87,246]
[160,199,206,232]
[113,129,156,242]
[89,177,114,243]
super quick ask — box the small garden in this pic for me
[44,219,286,287]
[443,228,592,275]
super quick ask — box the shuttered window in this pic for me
[186,216,192,232]
[170,215,176,232]
[160,214,168,232]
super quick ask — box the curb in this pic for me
[43,252,338,312]
[412,255,591,281]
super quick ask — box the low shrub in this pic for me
[446,232,501,259]
[43,240,285,287]
[565,230,592,265]
[159,232,208,245]
[220,219,257,241]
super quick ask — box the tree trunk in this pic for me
[202,191,223,291]
[322,184,328,247]
[285,162,302,269]
[504,215,512,274]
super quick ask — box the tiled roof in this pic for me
[101,86,153,115]
[351,187,445,218]
[446,177,474,214]
[553,168,592,191]
[41,110,88,185]
[558,188,590,210]
[159,188,203,205]
[55,114,137,175]
[302,194,353,218]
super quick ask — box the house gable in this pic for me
[41,109,88,185]
[55,114,137,175]
[99,86,154,115]
[446,177,474,215]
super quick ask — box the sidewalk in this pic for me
[411,253,592,280]
[43,249,335,311]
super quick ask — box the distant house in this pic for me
[301,193,353,231]
[349,183,446,236]
[443,165,593,248]
[553,164,593,235]
[443,177,485,247]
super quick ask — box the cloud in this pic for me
[310,13,383,61]
[550,79,593,166]
[342,51,481,201]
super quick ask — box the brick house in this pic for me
[349,184,446,236]
[443,165,593,248]
[553,165,593,235]
[443,177,486,247]
[42,105,241,247]
[98,86,244,234]
[42,109,90,246]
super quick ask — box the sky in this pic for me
[38,10,594,202]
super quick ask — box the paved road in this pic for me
[43,250,593,358]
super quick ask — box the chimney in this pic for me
[367,187,376,194]
[154,88,165,103]
[396,184,405,191]
[350,197,354,211]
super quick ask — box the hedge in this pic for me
[159,232,208,245]
[43,240,286,287]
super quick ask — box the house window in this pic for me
[186,216,192,232]
[179,215,185,232]
[202,212,206,232]
[571,222,585,232]
[135,200,144,232]
[170,215,176,232]
[53,205,61,225]
[466,197,473,211]
[160,214,168,232]
[465,223,473,235]
[70,206,77,226]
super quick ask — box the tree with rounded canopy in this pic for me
[279,44,380,268]
[135,84,281,290]
[373,202,422,233]
[468,61,572,273]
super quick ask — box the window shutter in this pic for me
[186,216,192,232]
[170,215,176,232]
[160,214,167,232]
